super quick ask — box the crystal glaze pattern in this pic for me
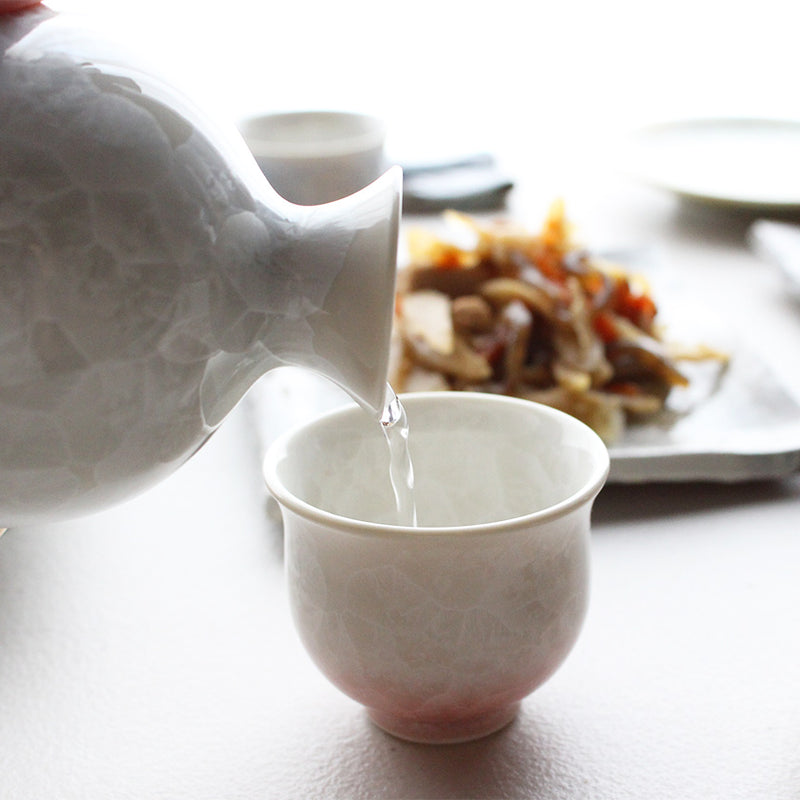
[0,7,401,525]
[286,509,591,744]
[265,393,609,743]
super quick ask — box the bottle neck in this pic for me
[200,168,401,425]
[256,169,402,416]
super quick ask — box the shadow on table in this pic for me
[592,475,800,525]
[326,706,580,800]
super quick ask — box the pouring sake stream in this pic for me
[0,2,401,527]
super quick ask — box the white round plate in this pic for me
[624,118,800,210]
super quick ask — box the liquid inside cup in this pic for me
[271,393,607,528]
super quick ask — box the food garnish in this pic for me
[390,203,727,442]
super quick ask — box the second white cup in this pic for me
[239,110,387,205]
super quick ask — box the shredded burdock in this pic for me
[389,202,727,443]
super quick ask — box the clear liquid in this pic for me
[380,385,418,527]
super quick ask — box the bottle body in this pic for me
[0,8,400,524]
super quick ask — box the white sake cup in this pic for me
[238,110,387,205]
[263,392,609,744]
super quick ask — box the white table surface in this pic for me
[4,1,800,797]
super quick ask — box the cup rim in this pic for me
[263,392,610,538]
[238,110,386,160]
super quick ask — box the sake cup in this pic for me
[238,110,386,205]
[263,392,609,744]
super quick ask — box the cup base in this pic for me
[367,702,520,745]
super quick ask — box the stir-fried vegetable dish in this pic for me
[390,203,724,442]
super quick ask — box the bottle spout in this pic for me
[273,166,402,416]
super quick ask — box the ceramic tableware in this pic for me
[264,392,609,744]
